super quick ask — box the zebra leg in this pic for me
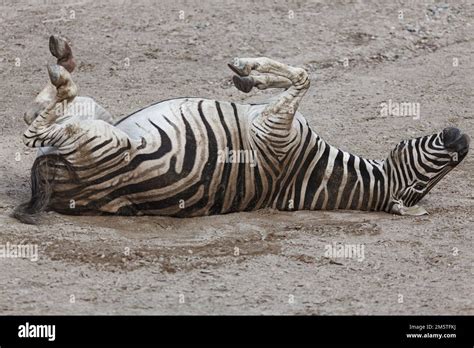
[229,57,310,125]
[25,35,114,126]
[49,35,76,73]
[24,63,139,156]
[49,35,114,124]
[391,202,428,216]
[23,64,78,148]
[232,75,292,93]
[15,64,78,224]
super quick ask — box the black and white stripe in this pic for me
[22,97,467,218]
[17,58,468,221]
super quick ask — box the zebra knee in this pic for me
[292,68,310,90]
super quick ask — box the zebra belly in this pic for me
[48,98,278,216]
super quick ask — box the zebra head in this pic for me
[386,127,469,215]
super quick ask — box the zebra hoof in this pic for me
[49,36,66,59]
[47,64,62,86]
[228,63,245,76]
[233,76,254,93]
[392,204,428,216]
[49,35,76,73]
[227,58,251,76]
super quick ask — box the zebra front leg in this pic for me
[232,75,292,93]
[229,57,310,127]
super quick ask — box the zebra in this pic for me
[13,36,470,224]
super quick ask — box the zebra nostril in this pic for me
[456,134,470,155]
[444,131,470,162]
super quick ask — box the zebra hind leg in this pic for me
[47,64,77,107]
[14,65,78,224]
[49,35,76,73]
[49,35,114,124]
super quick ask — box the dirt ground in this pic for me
[0,0,472,315]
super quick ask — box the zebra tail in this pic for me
[12,155,78,224]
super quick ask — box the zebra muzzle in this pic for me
[443,127,470,162]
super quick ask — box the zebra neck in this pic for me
[297,137,390,212]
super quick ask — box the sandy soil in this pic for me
[0,0,472,315]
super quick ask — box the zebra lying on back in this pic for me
[14,36,470,223]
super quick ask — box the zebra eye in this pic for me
[414,183,425,190]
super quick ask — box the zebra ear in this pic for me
[392,204,428,216]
